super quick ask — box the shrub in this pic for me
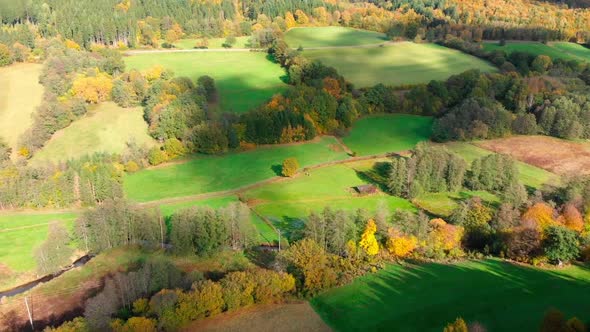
[281,157,299,177]
[163,138,186,159]
[0,43,13,66]
[125,161,140,173]
[148,147,168,166]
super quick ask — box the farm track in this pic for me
[137,151,400,207]
[124,41,394,55]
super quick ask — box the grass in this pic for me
[285,27,387,48]
[124,136,349,202]
[125,52,288,113]
[301,42,497,87]
[311,259,590,332]
[342,115,433,156]
[0,212,78,286]
[173,36,251,49]
[443,142,560,189]
[0,63,44,156]
[31,102,155,165]
[412,191,499,217]
[482,41,590,62]
[243,162,416,238]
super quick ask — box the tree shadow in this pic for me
[354,161,391,192]
[271,164,283,176]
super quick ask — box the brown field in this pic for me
[476,135,590,175]
[184,302,331,332]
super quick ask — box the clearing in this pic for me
[412,191,499,217]
[124,137,349,202]
[173,36,251,49]
[475,136,590,176]
[285,26,387,48]
[311,259,590,332]
[342,115,433,156]
[125,52,288,113]
[483,41,590,62]
[443,141,561,188]
[0,63,44,156]
[301,42,497,87]
[0,212,78,289]
[243,161,416,239]
[184,302,330,332]
[30,102,156,165]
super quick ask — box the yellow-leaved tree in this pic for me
[386,228,418,258]
[359,219,379,256]
[71,70,113,103]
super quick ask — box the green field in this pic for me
[173,36,251,49]
[443,142,560,189]
[412,191,499,217]
[0,212,78,287]
[125,52,288,113]
[285,27,387,48]
[243,162,416,238]
[124,137,349,202]
[483,41,590,62]
[31,102,156,164]
[301,42,497,87]
[312,259,590,331]
[342,115,433,156]
[0,64,44,156]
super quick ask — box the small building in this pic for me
[353,184,378,195]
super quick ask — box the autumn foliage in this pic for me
[359,219,380,256]
[386,228,418,258]
[521,202,557,231]
[71,71,114,103]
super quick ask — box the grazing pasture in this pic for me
[0,64,44,156]
[285,26,387,48]
[173,36,251,49]
[125,52,288,113]
[301,42,497,87]
[124,137,349,202]
[311,259,590,332]
[475,136,590,176]
[30,102,156,165]
[342,115,433,156]
[412,191,499,217]
[244,162,416,238]
[482,41,590,62]
[443,142,560,188]
[0,212,77,289]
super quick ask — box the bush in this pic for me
[281,157,299,177]
[0,43,13,66]
[125,161,140,172]
[543,226,579,264]
[148,147,168,166]
[163,138,186,159]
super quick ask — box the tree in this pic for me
[426,218,464,258]
[223,35,237,48]
[163,138,186,159]
[282,157,299,177]
[558,204,584,233]
[294,10,309,24]
[359,219,379,256]
[34,222,74,275]
[444,317,468,332]
[386,228,418,258]
[197,75,217,103]
[71,72,114,103]
[531,55,552,73]
[543,226,579,264]
[0,43,13,66]
[522,202,557,231]
[506,227,541,262]
[112,317,157,332]
[0,137,11,162]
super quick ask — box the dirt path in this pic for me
[124,41,395,55]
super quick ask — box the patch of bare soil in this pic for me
[183,302,331,332]
[476,135,590,175]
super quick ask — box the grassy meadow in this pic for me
[0,64,44,156]
[311,259,590,332]
[342,115,433,156]
[285,27,387,48]
[302,42,497,87]
[124,137,349,202]
[483,41,590,62]
[443,142,560,189]
[412,191,499,217]
[243,161,416,238]
[0,212,78,288]
[31,102,156,164]
[125,52,288,113]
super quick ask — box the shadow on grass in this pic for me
[311,258,590,332]
[271,164,283,176]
